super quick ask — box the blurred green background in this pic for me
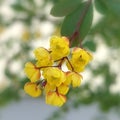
[0,0,120,120]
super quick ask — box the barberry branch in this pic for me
[57,57,66,68]
[69,0,92,47]
[64,57,74,71]
[36,65,58,69]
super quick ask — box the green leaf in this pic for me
[83,40,96,52]
[61,2,93,46]
[95,0,120,17]
[108,0,120,18]
[50,0,83,17]
[94,0,108,14]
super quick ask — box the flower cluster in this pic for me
[24,36,93,107]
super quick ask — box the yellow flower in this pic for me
[44,83,56,93]
[46,92,66,107]
[64,72,72,85]
[43,67,66,87]
[24,82,42,97]
[45,83,69,95]
[66,72,82,87]
[50,36,70,60]
[67,47,93,72]
[72,47,93,64]
[24,62,40,82]
[34,47,53,67]
[57,84,69,95]
[66,59,85,72]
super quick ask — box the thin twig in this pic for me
[36,65,58,69]
[65,57,74,71]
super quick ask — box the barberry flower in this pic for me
[43,67,66,87]
[24,82,42,97]
[46,91,66,107]
[23,36,93,107]
[44,83,56,93]
[57,83,69,95]
[67,47,93,72]
[34,47,53,67]
[45,83,69,96]
[50,36,70,60]
[24,62,40,82]
[66,72,82,87]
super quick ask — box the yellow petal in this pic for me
[59,94,66,105]
[72,47,93,65]
[50,36,70,60]
[46,92,56,105]
[44,83,56,93]
[66,59,85,72]
[34,47,53,67]
[62,36,70,46]
[46,92,66,107]
[67,48,93,72]
[71,72,82,87]
[24,62,40,82]
[57,84,69,95]
[66,72,82,87]
[43,67,66,87]
[24,82,42,97]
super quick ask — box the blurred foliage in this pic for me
[61,1,93,45]
[0,0,120,120]
[50,0,83,17]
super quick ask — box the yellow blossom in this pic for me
[24,62,40,82]
[23,35,93,106]
[72,47,93,64]
[66,59,85,72]
[24,82,42,97]
[34,47,53,67]
[64,72,73,85]
[43,67,66,87]
[57,84,69,95]
[46,92,66,107]
[44,83,56,93]
[45,83,69,95]
[50,36,70,60]
[66,72,82,87]
[67,47,93,72]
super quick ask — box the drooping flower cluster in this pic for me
[24,36,93,107]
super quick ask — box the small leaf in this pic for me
[108,0,120,17]
[61,2,93,46]
[50,0,83,17]
[83,40,96,52]
[95,0,120,17]
[94,0,108,14]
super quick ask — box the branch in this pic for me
[69,0,92,47]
